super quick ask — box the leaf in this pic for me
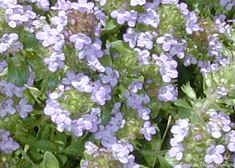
[7,56,29,86]
[31,140,58,152]
[63,138,85,156]
[181,83,197,99]
[158,156,172,168]
[40,152,60,168]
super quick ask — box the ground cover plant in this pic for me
[0,0,235,167]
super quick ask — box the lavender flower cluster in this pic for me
[168,109,235,167]
[0,0,234,167]
[0,129,19,154]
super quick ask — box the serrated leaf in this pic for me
[181,83,197,99]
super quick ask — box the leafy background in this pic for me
[0,0,235,168]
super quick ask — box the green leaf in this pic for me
[158,156,172,168]
[40,152,60,168]
[181,83,197,99]
[63,138,85,156]
[7,56,29,86]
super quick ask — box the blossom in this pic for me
[130,0,146,6]
[111,140,134,164]
[206,110,231,139]
[185,12,202,34]
[220,0,235,10]
[136,32,154,50]
[123,28,138,48]
[226,131,235,152]
[135,48,150,65]
[99,67,120,87]
[158,84,178,102]
[153,54,178,83]
[161,0,179,4]
[0,33,23,54]
[111,10,138,27]
[0,129,19,153]
[91,81,112,105]
[0,99,16,118]
[5,4,36,28]
[204,145,225,165]
[138,8,160,28]
[44,52,65,72]
[140,121,156,141]
[71,73,93,93]
[16,98,33,118]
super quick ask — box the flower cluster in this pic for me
[0,129,19,154]
[0,0,234,167]
[168,109,235,167]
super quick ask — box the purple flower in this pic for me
[183,55,197,66]
[227,131,235,152]
[0,129,19,153]
[185,12,202,34]
[206,110,231,139]
[44,52,65,72]
[91,81,112,105]
[135,48,150,65]
[138,8,160,28]
[158,84,178,102]
[0,99,16,118]
[36,25,64,48]
[5,4,36,28]
[214,15,231,34]
[220,0,235,10]
[137,32,154,49]
[123,28,138,48]
[128,81,143,93]
[95,103,124,148]
[44,99,72,132]
[130,0,146,6]
[71,73,93,93]
[0,33,23,54]
[111,140,134,164]
[69,33,92,50]
[208,34,223,57]
[161,0,179,4]
[177,2,189,15]
[16,98,33,118]
[0,0,17,9]
[153,54,178,82]
[0,61,7,73]
[156,34,186,58]
[111,10,138,27]
[204,145,225,164]
[140,121,156,141]
[100,67,120,87]
[0,81,24,98]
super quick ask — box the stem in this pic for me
[161,115,172,149]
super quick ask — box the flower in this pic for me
[16,98,33,118]
[130,0,146,6]
[111,140,134,164]
[138,8,160,28]
[204,144,225,165]
[91,81,112,105]
[0,99,16,118]
[140,121,156,141]
[158,84,178,102]
[0,129,19,153]
[153,54,178,83]
[111,10,138,27]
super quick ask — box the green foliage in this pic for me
[40,152,60,168]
